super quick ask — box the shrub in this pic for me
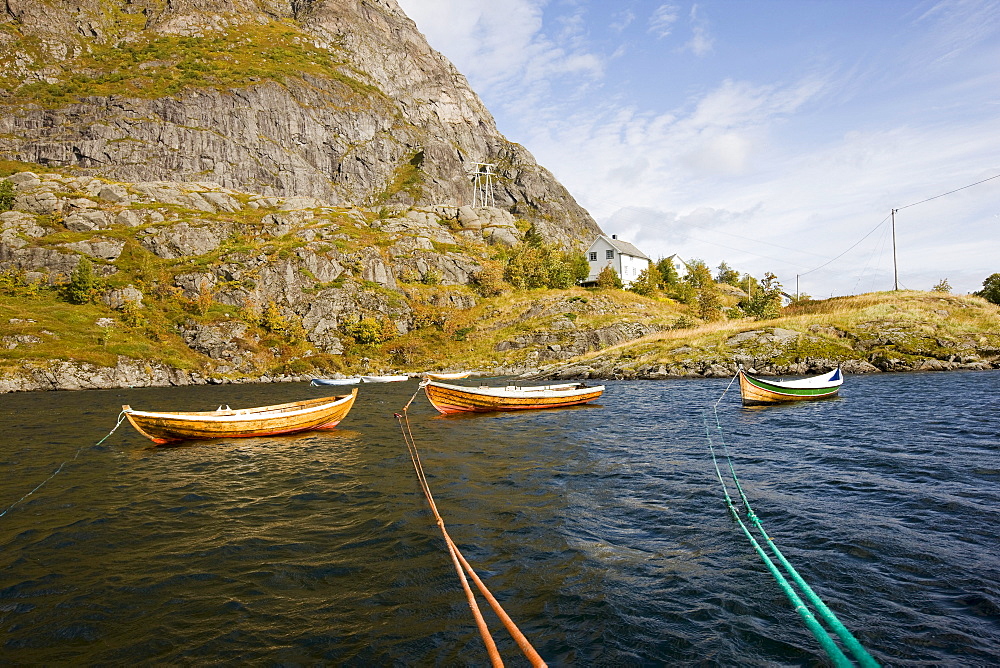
[715,261,741,286]
[119,298,146,328]
[342,316,394,345]
[931,279,951,293]
[595,264,622,289]
[656,256,679,286]
[739,272,783,320]
[976,273,1000,305]
[629,265,661,296]
[65,256,102,304]
[0,179,15,211]
[0,268,44,297]
[260,301,307,343]
[472,260,508,297]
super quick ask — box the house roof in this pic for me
[590,235,650,261]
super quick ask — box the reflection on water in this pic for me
[1,372,999,664]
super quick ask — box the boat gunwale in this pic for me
[123,392,356,422]
[739,369,842,396]
[423,380,605,399]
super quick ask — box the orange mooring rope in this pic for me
[396,388,547,667]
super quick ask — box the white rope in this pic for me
[0,410,127,519]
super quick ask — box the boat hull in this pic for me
[311,377,361,386]
[738,370,841,406]
[123,390,357,444]
[423,381,604,414]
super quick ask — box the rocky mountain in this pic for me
[0,0,600,247]
[0,0,631,391]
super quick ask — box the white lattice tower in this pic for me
[468,162,496,208]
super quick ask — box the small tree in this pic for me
[683,259,713,288]
[472,260,507,297]
[715,261,741,286]
[629,265,661,296]
[596,264,623,289]
[0,180,15,212]
[931,279,951,293]
[740,272,783,320]
[567,252,591,285]
[65,256,102,304]
[697,285,724,321]
[975,273,1000,305]
[656,256,679,286]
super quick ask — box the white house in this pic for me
[584,234,651,286]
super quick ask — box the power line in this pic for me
[798,170,1000,282]
[896,172,1000,211]
[799,215,890,277]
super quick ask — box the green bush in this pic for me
[976,273,1000,305]
[65,257,103,304]
[0,180,15,211]
[0,268,45,297]
[931,279,951,293]
[342,316,393,345]
[629,265,661,296]
[596,264,623,289]
[739,272,783,320]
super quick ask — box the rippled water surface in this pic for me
[1,371,999,665]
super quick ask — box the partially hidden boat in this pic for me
[360,374,410,383]
[310,377,361,386]
[122,390,358,444]
[422,371,471,380]
[737,367,843,406]
[422,380,604,414]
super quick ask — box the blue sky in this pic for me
[395,0,1000,297]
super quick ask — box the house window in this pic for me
[589,251,597,261]
[606,250,614,260]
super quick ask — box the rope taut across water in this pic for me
[0,411,127,520]
[396,386,547,668]
[706,372,879,667]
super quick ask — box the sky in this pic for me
[394,0,1000,298]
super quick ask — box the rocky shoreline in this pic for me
[2,351,997,394]
[532,355,999,381]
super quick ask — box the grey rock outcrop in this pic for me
[0,0,602,248]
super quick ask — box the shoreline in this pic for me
[3,355,997,394]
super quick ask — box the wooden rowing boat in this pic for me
[737,367,842,406]
[122,390,357,444]
[360,374,410,383]
[422,371,471,380]
[422,380,604,414]
[310,377,361,386]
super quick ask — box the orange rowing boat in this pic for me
[422,380,603,414]
[122,389,357,444]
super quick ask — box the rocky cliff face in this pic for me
[0,0,600,247]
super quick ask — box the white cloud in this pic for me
[610,9,636,33]
[683,4,714,56]
[395,0,604,107]
[649,4,680,38]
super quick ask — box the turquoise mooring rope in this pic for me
[705,387,879,666]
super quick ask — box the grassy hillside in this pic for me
[1,165,998,389]
[537,291,1000,379]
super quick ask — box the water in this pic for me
[1,371,999,665]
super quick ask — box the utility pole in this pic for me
[796,274,799,302]
[891,208,899,291]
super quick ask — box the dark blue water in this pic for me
[1,371,998,665]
